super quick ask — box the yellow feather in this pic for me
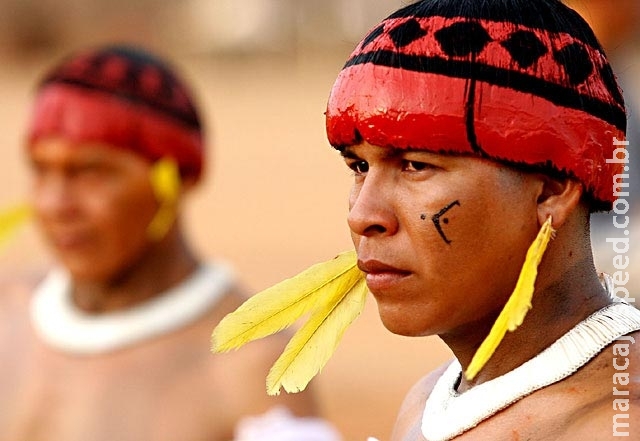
[0,204,32,249]
[150,158,181,202]
[212,250,362,353]
[266,273,368,395]
[147,158,181,241]
[465,216,555,381]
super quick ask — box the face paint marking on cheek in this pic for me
[420,213,427,220]
[432,200,460,245]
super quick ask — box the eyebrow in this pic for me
[339,147,360,160]
[340,145,429,160]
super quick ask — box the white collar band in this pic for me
[30,263,234,355]
[422,300,640,441]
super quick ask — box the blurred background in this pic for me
[0,1,637,439]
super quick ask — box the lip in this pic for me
[358,259,411,292]
[48,230,91,251]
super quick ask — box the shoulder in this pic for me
[193,285,321,423]
[549,329,640,440]
[137,281,322,436]
[579,329,640,381]
[390,360,453,441]
[0,268,42,295]
[0,269,42,316]
[0,269,44,357]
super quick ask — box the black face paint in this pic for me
[420,213,427,220]
[432,200,460,244]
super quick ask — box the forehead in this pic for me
[29,137,147,165]
[342,143,459,162]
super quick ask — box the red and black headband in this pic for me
[27,45,204,180]
[326,0,626,210]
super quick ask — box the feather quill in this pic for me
[465,216,555,380]
[212,250,363,352]
[266,273,368,395]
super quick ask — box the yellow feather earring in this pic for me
[0,203,33,251]
[147,158,181,241]
[211,250,368,395]
[465,216,556,381]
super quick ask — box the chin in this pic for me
[60,257,112,283]
[376,302,434,337]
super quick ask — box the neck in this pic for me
[71,229,199,314]
[442,249,612,393]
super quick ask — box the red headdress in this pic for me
[326,0,627,210]
[27,45,204,180]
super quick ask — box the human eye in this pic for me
[29,158,48,177]
[402,160,432,172]
[401,150,444,172]
[69,160,118,183]
[345,159,369,175]
[73,163,103,176]
[402,158,441,174]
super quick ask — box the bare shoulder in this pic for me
[200,286,321,424]
[390,361,453,441]
[0,269,42,320]
[0,269,41,297]
[134,284,321,438]
[552,330,640,440]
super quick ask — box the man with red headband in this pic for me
[331,0,640,438]
[213,0,639,439]
[0,45,340,441]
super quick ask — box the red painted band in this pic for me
[326,63,624,204]
[28,84,204,180]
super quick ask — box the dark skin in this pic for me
[343,142,639,440]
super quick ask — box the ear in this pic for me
[180,175,199,194]
[536,177,583,228]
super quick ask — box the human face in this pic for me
[343,143,543,337]
[29,138,159,282]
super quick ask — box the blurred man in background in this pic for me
[0,44,339,441]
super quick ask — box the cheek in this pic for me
[412,191,528,274]
[88,186,158,247]
[442,195,534,290]
[348,186,360,245]
[423,172,533,245]
[418,199,461,245]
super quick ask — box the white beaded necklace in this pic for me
[30,263,234,355]
[422,300,640,441]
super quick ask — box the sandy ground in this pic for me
[0,50,453,441]
[1,46,637,440]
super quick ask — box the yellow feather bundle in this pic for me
[0,204,32,250]
[147,158,181,241]
[465,216,555,381]
[211,250,368,395]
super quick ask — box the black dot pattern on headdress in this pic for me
[389,19,427,49]
[434,22,492,57]
[344,14,625,133]
[553,42,594,86]
[500,31,548,69]
[40,45,201,130]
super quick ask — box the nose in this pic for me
[347,173,398,238]
[32,174,78,222]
